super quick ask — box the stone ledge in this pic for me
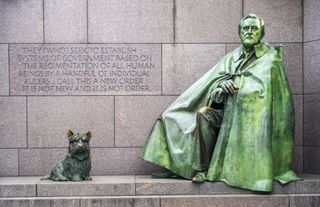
[1,195,320,207]
[0,174,319,198]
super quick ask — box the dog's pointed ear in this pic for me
[67,129,74,138]
[86,130,92,140]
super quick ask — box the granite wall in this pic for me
[0,0,310,176]
[303,0,320,174]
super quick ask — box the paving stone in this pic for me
[0,149,18,176]
[0,198,79,207]
[0,0,43,43]
[38,176,135,197]
[28,96,114,148]
[175,0,241,43]
[290,194,320,207]
[243,0,302,42]
[304,147,320,175]
[160,195,289,207]
[296,174,320,194]
[304,95,320,146]
[162,44,225,95]
[0,177,39,197]
[293,146,303,173]
[304,41,320,93]
[88,0,173,43]
[115,96,176,147]
[91,148,161,175]
[81,196,160,207]
[304,0,320,42]
[0,97,26,148]
[0,44,8,95]
[135,175,198,195]
[19,148,66,176]
[44,0,87,43]
[293,95,303,146]
[199,181,295,195]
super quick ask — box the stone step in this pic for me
[0,174,320,207]
[1,194,320,207]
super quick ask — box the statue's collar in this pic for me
[232,42,270,62]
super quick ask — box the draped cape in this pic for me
[140,43,301,192]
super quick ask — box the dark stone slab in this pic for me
[304,95,320,146]
[304,0,320,42]
[0,198,79,207]
[304,41,320,93]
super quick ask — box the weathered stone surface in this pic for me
[88,0,173,43]
[304,41,320,93]
[136,176,198,195]
[0,0,43,43]
[91,148,161,175]
[199,181,295,195]
[19,148,66,176]
[0,177,39,197]
[80,196,160,207]
[38,176,135,197]
[282,43,303,95]
[162,44,225,95]
[293,95,303,146]
[28,96,114,147]
[0,149,18,176]
[304,95,320,146]
[304,147,320,174]
[290,194,320,207]
[0,198,79,207]
[10,44,161,95]
[44,0,87,43]
[199,182,252,195]
[296,174,320,194]
[0,44,8,95]
[115,96,176,147]
[304,0,320,42]
[175,0,241,43]
[0,97,26,148]
[243,0,302,42]
[161,195,289,207]
[293,146,303,173]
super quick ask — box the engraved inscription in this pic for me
[10,44,161,95]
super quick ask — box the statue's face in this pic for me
[240,18,263,48]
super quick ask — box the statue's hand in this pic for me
[209,88,224,103]
[219,80,239,94]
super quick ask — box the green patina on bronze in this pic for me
[42,129,92,182]
[140,14,301,192]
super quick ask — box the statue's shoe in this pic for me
[192,172,206,183]
[152,170,174,178]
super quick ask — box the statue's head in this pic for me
[238,14,265,49]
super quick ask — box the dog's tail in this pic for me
[40,175,51,180]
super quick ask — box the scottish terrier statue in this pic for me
[42,129,92,181]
